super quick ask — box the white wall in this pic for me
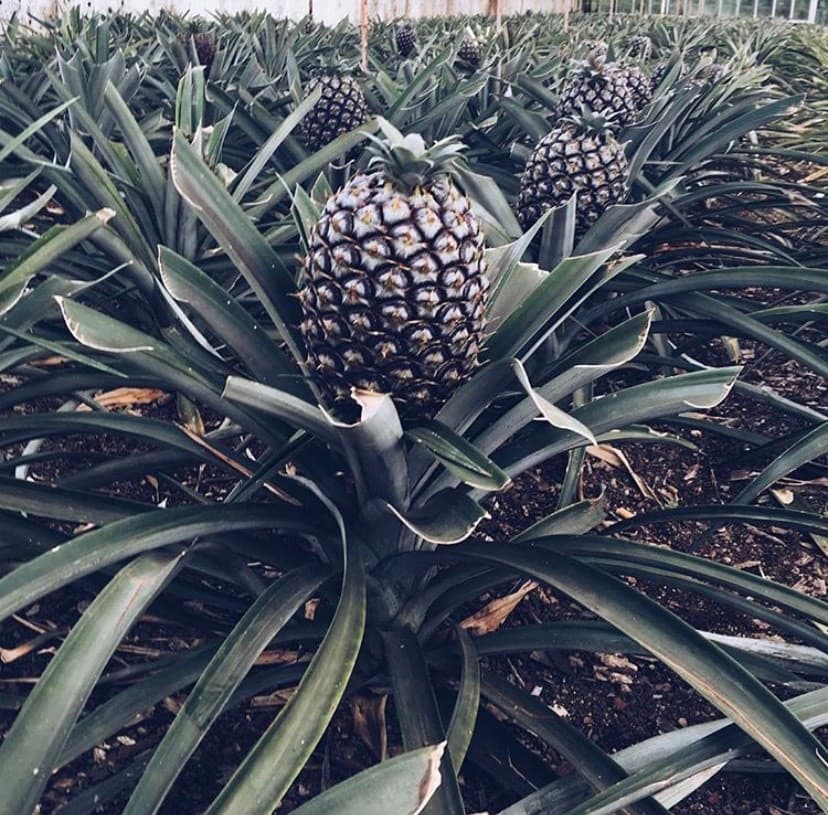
[0,0,567,25]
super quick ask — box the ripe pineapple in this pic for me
[396,24,417,57]
[557,55,638,131]
[516,113,630,236]
[299,121,489,414]
[301,72,369,153]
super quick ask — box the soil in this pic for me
[0,321,825,814]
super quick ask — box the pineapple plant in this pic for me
[298,120,489,414]
[516,112,630,235]
[301,71,369,153]
[395,23,417,57]
[556,54,638,130]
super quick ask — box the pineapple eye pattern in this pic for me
[300,169,488,414]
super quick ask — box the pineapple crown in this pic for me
[558,106,619,135]
[365,118,466,193]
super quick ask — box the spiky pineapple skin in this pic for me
[627,34,651,59]
[557,61,637,130]
[621,63,653,111]
[396,25,417,57]
[302,73,368,153]
[458,38,481,68]
[299,173,489,412]
[179,32,216,74]
[517,124,629,235]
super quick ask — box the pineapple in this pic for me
[650,59,687,91]
[179,30,216,74]
[301,72,369,153]
[396,24,417,57]
[516,113,630,236]
[557,55,638,131]
[299,121,489,414]
[457,29,482,69]
[627,34,652,59]
[619,63,653,111]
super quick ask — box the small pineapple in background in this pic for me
[395,23,417,57]
[516,112,630,236]
[303,16,314,33]
[627,34,652,59]
[179,28,216,74]
[556,54,638,131]
[697,60,729,84]
[299,120,489,414]
[457,28,482,69]
[301,71,369,153]
[650,59,687,91]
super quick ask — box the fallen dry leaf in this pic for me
[587,444,660,504]
[460,580,537,635]
[351,693,388,760]
[75,387,168,412]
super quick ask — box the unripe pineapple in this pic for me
[557,55,638,131]
[650,59,687,91]
[516,113,630,236]
[619,63,653,111]
[627,34,652,59]
[179,30,216,74]
[299,120,489,414]
[457,29,482,69]
[396,24,417,57]
[301,72,369,153]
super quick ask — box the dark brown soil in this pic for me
[0,330,825,814]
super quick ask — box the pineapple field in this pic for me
[0,7,827,815]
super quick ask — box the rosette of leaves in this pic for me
[0,91,827,815]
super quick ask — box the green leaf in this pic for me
[451,541,828,809]
[0,550,184,815]
[0,97,75,165]
[289,744,446,815]
[484,246,621,363]
[0,210,113,314]
[0,474,151,524]
[122,565,329,815]
[159,248,298,389]
[222,374,335,443]
[407,421,511,492]
[169,130,306,367]
[446,627,480,770]
[512,496,607,542]
[382,626,465,815]
[203,497,365,815]
[0,504,321,624]
[495,368,739,480]
[388,488,489,546]
[103,81,166,220]
[732,422,828,506]
[231,86,322,203]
